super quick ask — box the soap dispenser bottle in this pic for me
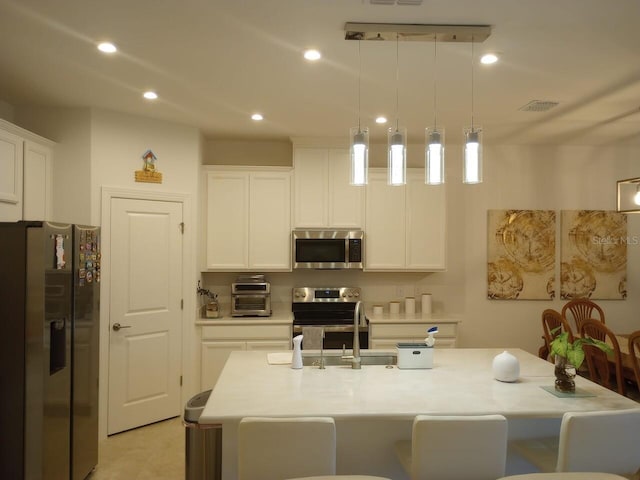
[425,326,438,347]
[291,334,303,369]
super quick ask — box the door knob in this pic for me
[112,322,132,331]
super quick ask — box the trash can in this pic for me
[184,390,221,480]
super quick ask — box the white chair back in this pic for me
[238,416,336,480]
[557,409,640,474]
[397,414,508,480]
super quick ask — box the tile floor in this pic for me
[90,416,184,480]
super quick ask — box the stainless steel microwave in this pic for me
[292,229,364,269]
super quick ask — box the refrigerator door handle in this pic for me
[112,322,132,331]
[50,318,67,374]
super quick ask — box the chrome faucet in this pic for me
[341,300,363,369]
[351,301,363,369]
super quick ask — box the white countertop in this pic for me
[196,303,460,326]
[200,348,639,423]
[195,302,293,325]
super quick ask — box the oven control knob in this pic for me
[354,291,360,297]
[347,292,353,297]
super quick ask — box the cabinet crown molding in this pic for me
[0,118,55,146]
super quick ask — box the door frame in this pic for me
[99,187,195,439]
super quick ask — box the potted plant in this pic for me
[549,328,612,392]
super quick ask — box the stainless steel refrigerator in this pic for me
[0,221,100,480]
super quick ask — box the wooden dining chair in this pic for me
[561,298,605,332]
[627,330,640,387]
[579,319,624,395]
[540,309,573,362]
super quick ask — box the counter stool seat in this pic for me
[286,476,392,480]
[498,474,628,480]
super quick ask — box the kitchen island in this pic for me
[199,348,639,479]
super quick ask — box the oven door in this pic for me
[293,325,368,350]
[231,295,271,317]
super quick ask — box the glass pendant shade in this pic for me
[463,127,483,184]
[425,127,445,185]
[350,127,369,186]
[387,127,407,186]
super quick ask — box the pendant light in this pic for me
[388,33,407,186]
[463,36,483,184]
[350,40,369,186]
[425,34,444,185]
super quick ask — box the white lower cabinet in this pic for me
[369,322,458,349]
[200,323,291,390]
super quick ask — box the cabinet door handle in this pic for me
[112,323,132,331]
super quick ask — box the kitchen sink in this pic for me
[302,351,397,367]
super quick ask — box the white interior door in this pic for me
[107,197,183,435]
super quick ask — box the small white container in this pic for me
[396,343,433,369]
[421,293,432,315]
[373,305,384,317]
[389,302,400,315]
[405,297,415,315]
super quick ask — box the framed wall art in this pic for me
[560,210,627,300]
[487,210,556,300]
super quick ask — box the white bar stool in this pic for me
[509,409,640,477]
[395,414,508,480]
[237,416,336,480]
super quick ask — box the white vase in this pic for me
[492,350,520,382]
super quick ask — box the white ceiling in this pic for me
[1,0,639,146]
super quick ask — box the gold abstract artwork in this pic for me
[561,210,627,300]
[487,210,556,300]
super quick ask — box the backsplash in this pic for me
[200,270,452,314]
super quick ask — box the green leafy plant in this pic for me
[550,327,612,369]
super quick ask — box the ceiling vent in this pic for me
[344,23,491,42]
[519,100,560,112]
[371,0,423,4]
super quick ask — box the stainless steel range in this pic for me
[292,287,368,349]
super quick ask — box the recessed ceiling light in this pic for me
[143,91,158,100]
[97,42,117,54]
[303,49,321,61]
[375,116,388,124]
[480,53,499,65]
[251,113,264,121]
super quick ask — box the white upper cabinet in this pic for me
[364,168,446,271]
[0,129,24,222]
[204,167,291,271]
[23,140,53,221]
[293,147,363,229]
[0,119,54,222]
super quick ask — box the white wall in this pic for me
[204,138,292,166]
[201,141,640,358]
[0,99,15,122]
[16,106,203,438]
